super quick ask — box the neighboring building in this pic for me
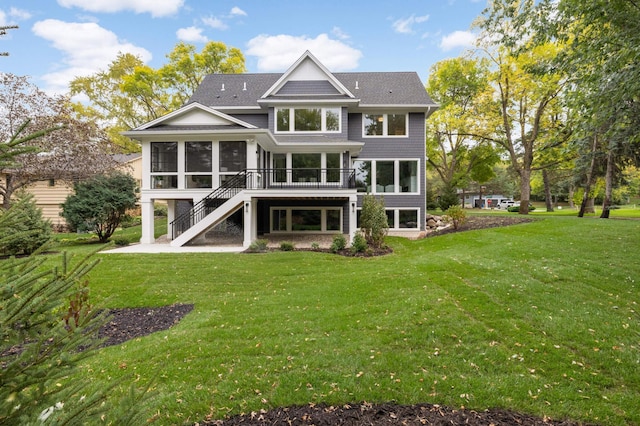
[123,51,437,248]
[458,191,513,209]
[4,153,142,229]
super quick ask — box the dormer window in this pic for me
[363,113,407,137]
[276,107,341,133]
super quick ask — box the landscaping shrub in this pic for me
[310,242,320,251]
[154,204,168,217]
[61,172,138,243]
[279,241,295,251]
[508,204,535,212]
[0,192,52,256]
[350,231,368,253]
[360,194,388,249]
[445,205,467,229]
[438,184,460,211]
[330,234,347,253]
[114,237,130,247]
[248,239,269,252]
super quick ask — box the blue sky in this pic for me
[1,0,488,95]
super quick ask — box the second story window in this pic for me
[185,141,212,188]
[276,107,341,133]
[151,142,177,172]
[363,113,407,137]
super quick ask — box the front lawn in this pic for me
[43,216,640,424]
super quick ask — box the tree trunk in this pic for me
[542,169,554,212]
[519,168,531,215]
[2,175,13,210]
[600,148,615,219]
[579,133,599,217]
[568,185,575,209]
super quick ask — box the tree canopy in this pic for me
[70,41,246,152]
[0,73,119,209]
[425,57,499,198]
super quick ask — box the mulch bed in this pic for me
[97,303,194,347]
[198,402,588,425]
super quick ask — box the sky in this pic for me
[0,0,488,95]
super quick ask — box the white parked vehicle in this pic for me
[496,200,515,209]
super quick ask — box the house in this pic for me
[3,153,142,229]
[122,51,437,248]
[458,191,513,209]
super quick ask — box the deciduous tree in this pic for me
[474,0,566,214]
[70,41,246,152]
[0,73,119,209]
[61,172,138,243]
[426,57,499,196]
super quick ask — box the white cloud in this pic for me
[246,34,362,72]
[230,6,247,17]
[439,30,477,51]
[57,0,184,18]
[202,16,228,30]
[176,26,208,43]
[0,7,31,25]
[331,26,349,40]
[31,19,152,94]
[392,14,429,34]
[9,7,32,21]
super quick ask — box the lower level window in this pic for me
[398,210,418,228]
[358,208,419,229]
[270,207,342,233]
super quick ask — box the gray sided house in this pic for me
[123,51,437,248]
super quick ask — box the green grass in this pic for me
[35,216,640,424]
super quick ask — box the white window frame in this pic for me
[353,159,420,195]
[150,141,179,189]
[184,141,213,189]
[275,107,342,133]
[269,207,343,233]
[362,113,408,137]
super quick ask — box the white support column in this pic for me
[348,194,358,243]
[246,139,258,170]
[140,199,155,244]
[166,200,176,240]
[242,197,254,248]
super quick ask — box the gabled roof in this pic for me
[186,51,437,111]
[261,50,356,100]
[132,102,256,132]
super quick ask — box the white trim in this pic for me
[128,102,258,131]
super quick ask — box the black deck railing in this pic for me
[170,168,356,238]
[253,168,356,190]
